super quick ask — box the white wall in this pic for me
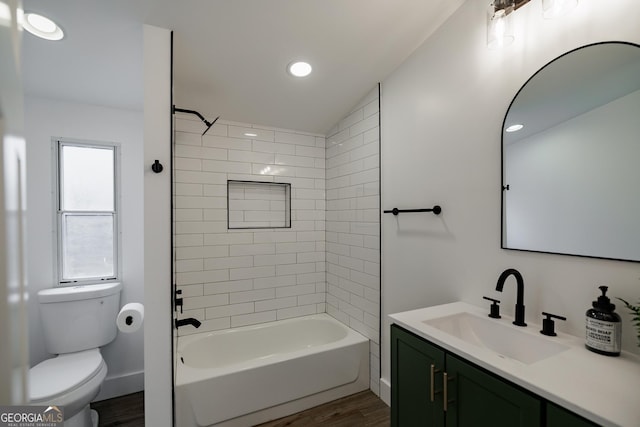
[24,96,144,399]
[380,0,640,402]
[325,87,380,394]
[143,24,172,427]
[174,116,326,334]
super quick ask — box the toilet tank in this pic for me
[37,282,123,355]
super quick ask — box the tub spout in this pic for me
[175,318,201,329]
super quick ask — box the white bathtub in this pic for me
[175,313,370,427]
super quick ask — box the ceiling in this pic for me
[22,0,466,134]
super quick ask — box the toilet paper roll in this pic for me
[117,303,144,333]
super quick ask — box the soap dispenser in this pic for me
[585,285,621,356]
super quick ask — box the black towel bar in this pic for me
[384,205,442,216]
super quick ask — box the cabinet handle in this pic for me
[429,364,442,402]
[443,372,455,412]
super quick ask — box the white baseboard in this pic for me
[379,377,391,406]
[94,370,144,402]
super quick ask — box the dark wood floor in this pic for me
[91,390,389,427]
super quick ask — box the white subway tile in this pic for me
[203,135,251,151]
[276,262,315,276]
[175,118,206,134]
[174,170,226,184]
[230,288,275,304]
[229,265,275,280]
[364,261,380,276]
[297,293,325,305]
[339,255,364,272]
[252,140,296,155]
[177,269,229,286]
[350,113,379,136]
[251,164,295,177]
[350,270,379,289]
[231,311,276,328]
[351,294,378,316]
[203,184,226,197]
[277,304,317,320]
[253,231,297,243]
[275,131,316,146]
[175,145,227,160]
[297,251,325,263]
[228,150,275,164]
[295,145,325,158]
[203,279,253,295]
[203,209,227,221]
[363,98,379,118]
[228,126,274,141]
[204,233,253,245]
[274,154,314,167]
[203,159,251,174]
[255,296,297,312]
[183,293,229,310]
[175,245,228,260]
[296,272,324,284]
[177,284,204,298]
[175,131,202,146]
[204,256,253,270]
[229,243,275,256]
[253,275,296,289]
[339,108,364,131]
[351,246,379,263]
[175,221,227,234]
[206,302,254,319]
[276,283,316,298]
[175,183,203,196]
[276,242,316,254]
[174,209,203,222]
[254,253,297,266]
[176,259,203,273]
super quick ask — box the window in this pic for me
[55,140,119,285]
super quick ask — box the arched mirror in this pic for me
[502,42,640,262]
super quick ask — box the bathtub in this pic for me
[175,313,370,427]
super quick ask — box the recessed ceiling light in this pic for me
[23,13,64,40]
[244,132,258,137]
[505,124,524,133]
[287,61,312,78]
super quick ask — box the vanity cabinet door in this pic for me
[444,354,541,427]
[391,324,445,427]
[546,403,599,427]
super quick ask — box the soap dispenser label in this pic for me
[586,318,621,353]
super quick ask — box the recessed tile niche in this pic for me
[227,180,291,229]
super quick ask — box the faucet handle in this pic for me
[482,296,501,319]
[540,312,566,336]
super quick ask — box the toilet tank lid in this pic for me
[38,282,122,303]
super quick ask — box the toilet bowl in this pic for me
[30,349,107,427]
[29,282,122,427]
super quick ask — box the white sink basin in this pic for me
[423,312,570,364]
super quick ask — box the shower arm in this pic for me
[173,106,220,136]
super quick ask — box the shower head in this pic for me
[173,106,219,136]
[202,116,220,136]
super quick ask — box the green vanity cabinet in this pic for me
[392,324,542,427]
[546,403,599,427]
[391,324,445,426]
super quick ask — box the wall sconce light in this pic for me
[542,0,578,19]
[487,0,516,49]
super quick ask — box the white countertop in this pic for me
[389,302,640,427]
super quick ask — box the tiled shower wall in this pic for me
[173,85,380,395]
[325,87,381,394]
[174,117,327,334]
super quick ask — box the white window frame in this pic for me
[53,138,121,286]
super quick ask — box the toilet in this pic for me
[29,282,122,427]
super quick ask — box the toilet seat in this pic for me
[30,349,104,402]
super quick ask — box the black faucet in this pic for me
[495,268,527,326]
[175,318,201,329]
